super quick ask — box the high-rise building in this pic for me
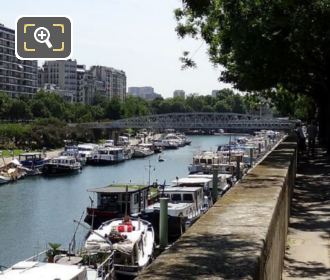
[89,66,127,101]
[76,64,86,103]
[173,90,185,98]
[212,90,220,97]
[0,23,38,98]
[42,59,77,101]
[128,86,161,100]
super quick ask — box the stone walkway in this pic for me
[283,147,330,279]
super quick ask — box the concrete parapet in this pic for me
[137,137,297,280]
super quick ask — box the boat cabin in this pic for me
[188,173,232,193]
[85,185,151,229]
[104,139,114,147]
[49,156,78,166]
[172,177,212,197]
[163,186,203,204]
[19,152,45,169]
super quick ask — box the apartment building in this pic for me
[128,86,161,100]
[89,66,127,101]
[0,23,38,98]
[173,90,185,98]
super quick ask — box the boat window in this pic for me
[183,194,193,202]
[134,193,139,204]
[200,159,207,164]
[194,159,199,164]
[171,194,182,201]
[207,159,212,164]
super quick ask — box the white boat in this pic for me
[164,134,185,147]
[104,139,114,147]
[187,174,233,195]
[91,147,125,165]
[42,156,82,176]
[61,146,87,166]
[0,249,114,280]
[0,174,11,185]
[143,186,210,237]
[84,217,155,276]
[0,159,27,184]
[133,144,154,158]
[117,136,129,146]
[78,143,99,164]
[188,151,225,173]
[161,139,179,149]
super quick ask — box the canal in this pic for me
[0,135,233,267]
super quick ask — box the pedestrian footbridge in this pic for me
[76,113,295,130]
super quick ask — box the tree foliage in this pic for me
[176,0,330,148]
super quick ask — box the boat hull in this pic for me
[140,210,188,239]
[89,158,125,165]
[42,164,81,176]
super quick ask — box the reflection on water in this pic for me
[0,135,232,267]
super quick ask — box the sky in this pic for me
[0,0,231,97]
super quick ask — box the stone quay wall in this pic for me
[137,137,297,280]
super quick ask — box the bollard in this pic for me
[236,158,241,180]
[159,197,169,249]
[212,168,219,203]
[249,148,253,167]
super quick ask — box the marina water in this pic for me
[0,135,233,267]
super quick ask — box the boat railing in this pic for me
[96,251,115,279]
[24,250,48,262]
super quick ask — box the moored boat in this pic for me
[90,147,125,165]
[84,217,155,277]
[133,144,154,158]
[42,156,81,176]
[77,143,99,164]
[19,152,46,175]
[142,186,209,239]
[84,184,156,229]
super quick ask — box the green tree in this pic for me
[8,99,32,120]
[0,92,12,119]
[176,0,330,150]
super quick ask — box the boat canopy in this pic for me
[87,184,149,194]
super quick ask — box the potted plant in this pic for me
[46,242,61,263]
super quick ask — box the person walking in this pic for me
[307,120,317,155]
[295,122,306,155]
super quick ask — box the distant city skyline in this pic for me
[0,0,231,97]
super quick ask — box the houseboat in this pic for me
[188,173,233,195]
[90,147,125,165]
[61,145,87,166]
[142,186,209,238]
[19,152,47,175]
[84,184,154,229]
[77,143,99,164]
[42,156,82,175]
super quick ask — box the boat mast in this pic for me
[125,185,128,217]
